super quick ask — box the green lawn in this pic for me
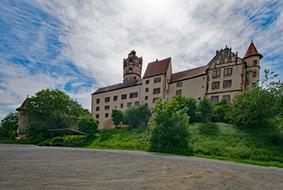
[41,123,283,168]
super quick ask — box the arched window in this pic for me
[176,90,182,96]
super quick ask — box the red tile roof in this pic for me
[244,41,262,59]
[143,57,171,78]
[170,65,207,82]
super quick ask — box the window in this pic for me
[145,88,149,92]
[105,105,110,110]
[105,113,109,118]
[222,95,230,102]
[105,97,110,102]
[121,94,127,100]
[145,80,149,84]
[154,77,161,83]
[212,69,221,78]
[127,102,132,107]
[96,114,99,119]
[212,81,220,90]
[120,103,123,108]
[224,68,232,76]
[129,92,138,98]
[96,107,99,111]
[153,97,160,103]
[153,87,161,94]
[198,97,201,100]
[211,96,219,103]
[135,101,139,105]
[113,96,118,101]
[252,83,257,88]
[145,103,148,107]
[145,96,148,100]
[129,67,132,71]
[253,60,257,66]
[252,71,257,78]
[223,80,232,88]
[176,81,182,87]
[176,90,182,96]
[96,99,100,104]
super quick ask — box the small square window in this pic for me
[129,92,138,98]
[211,96,219,103]
[252,71,257,78]
[145,96,148,100]
[121,94,127,99]
[223,95,230,102]
[212,81,220,90]
[105,97,110,102]
[105,105,110,110]
[145,88,149,92]
[176,81,182,87]
[113,96,118,101]
[96,107,99,111]
[154,77,161,83]
[224,68,232,76]
[212,69,221,78]
[253,60,257,66]
[135,101,139,105]
[96,114,99,119]
[153,88,161,94]
[223,80,232,88]
[145,80,149,84]
[176,90,182,96]
[96,99,100,104]
[105,113,109,118]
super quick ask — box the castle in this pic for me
[91,42,262,129]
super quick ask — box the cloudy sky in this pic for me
[0,0,282,119]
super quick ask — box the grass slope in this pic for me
[41,123,283,168]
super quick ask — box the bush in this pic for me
[111,110,124,127]
[150,98,189,149]
[26,121,49,144]
[229,88,277,128]
[78,115,98,135]
[174,96,197,123]
[0,112,18,138]
[197,98,213,122]
[125,105,151,128]
[212,100,231,122]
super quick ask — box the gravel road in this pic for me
[0,144,283,190]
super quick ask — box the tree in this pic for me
[111,110,124,127]
[0,112,18,138]
[197,98,213,122]
[25,89,88,142]
[125,105,151,128]
[212,100,231,123]
[150,98,189,149]
[174,96,197,123]
[78,115,98,135]
[229,88,277,128]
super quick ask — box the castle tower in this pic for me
[243,41,263,89]
[123,50,142,82]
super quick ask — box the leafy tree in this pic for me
[125,105,151,128]
[229,88,277,128]
[0,112,18,138]
[24,89,88,142]
[197,98,213,122]
[212,100,231,123]
[26,121,48,143]
[150,98,189,149]
[111,110,124,127]
[174,96,197,123]
[78,115,98,135]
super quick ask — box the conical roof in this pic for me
[244,41,263,59]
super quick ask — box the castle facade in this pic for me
[91,42,262,128]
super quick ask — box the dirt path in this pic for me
[0,144,283,190]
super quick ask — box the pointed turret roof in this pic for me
[244,41,263,59]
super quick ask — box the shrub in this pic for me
[150,98,189,149]
[0,112,18,138]
[125,105,151,128]
[174,96,197,123]
[229,88,277,128]
[78,115,98,135]
[197,98,214,122]
[26,121,49,144]
[212,100,231,122]
[111,110,124,127]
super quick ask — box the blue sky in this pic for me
[0,0,282,119]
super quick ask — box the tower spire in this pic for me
[244,41,262,59]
